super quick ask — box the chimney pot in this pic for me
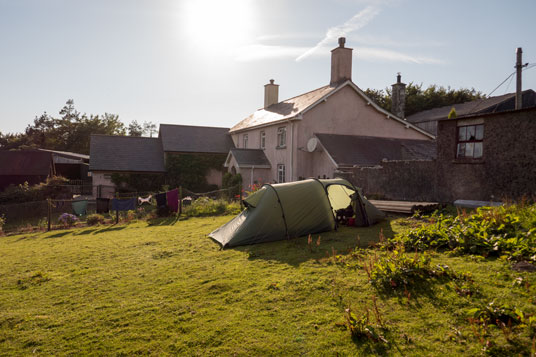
[338,37,346,48]
[270,79,274,84]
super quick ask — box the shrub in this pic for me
[184,197,241,217]
[58,213,78,228]
[390,204,536,262]
[0,176,70,204]
[362,244,465,292]
[0,214,5,234]
[86,214,105,226]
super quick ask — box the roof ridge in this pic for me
[91,134,160,140]
[160,123,230,130]
[260,84,332,111]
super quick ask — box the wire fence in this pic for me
[0,184,243,233]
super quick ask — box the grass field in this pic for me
[1,215,535,355]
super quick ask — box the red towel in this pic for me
[166,189,179,213]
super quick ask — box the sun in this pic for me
[178,0,255,53]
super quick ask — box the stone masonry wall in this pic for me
[337,160,437,202]
[338,108,536,203]
[436,108,536,202]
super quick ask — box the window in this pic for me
[277,164,286,183]
[243,134,248,149]
[277,127,286,148]
[260,131,266,149]
[457,124,483,159]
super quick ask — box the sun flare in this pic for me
[178,0,255,52]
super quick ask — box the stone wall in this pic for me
[337,107,536,203]
[436,108,536,202]
[337,160,437,201]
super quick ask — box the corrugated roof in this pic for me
[89,135,165,173]
[228,149,271,168]
[315,134,436,167]
[406,89,536,124]
[159,124,234,154]
[38,148,90,162]
[230,85,337,132]
[0,150,54,176]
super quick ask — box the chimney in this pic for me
[515,47,523,110]
[391,73,406,118]
[330,37,353,86]
[264,79,279,108]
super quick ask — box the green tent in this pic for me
[209,178,384,248]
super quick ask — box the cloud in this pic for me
[295,5,381,62]
[357,47,444,64]
[235,43,443,65]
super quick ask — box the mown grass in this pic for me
[0,215,534,355]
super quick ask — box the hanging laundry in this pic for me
[155,192,167,207]
[166,189,179,213]
[72,200,88,216]
[138,195,152,205]
[96,198,110,213]
[111,198,137,211]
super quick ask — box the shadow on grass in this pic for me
[351,328,405,356]
[45,231,74,239]
[73,228,99,236]
[235,219,395,267]
[93,226,127,234]
[147,216,179,226]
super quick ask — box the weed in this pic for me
[344,303,388,344]
[389,203,536,262]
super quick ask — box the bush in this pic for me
[86,214,105,226]
[0,176,71,204]
[0,214,5,233]
[184,197,241,217]
[362,246,461,291]
[390,204,536,262]
[58,213,78,228]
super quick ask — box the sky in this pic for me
[1,0,535,134]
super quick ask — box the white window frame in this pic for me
[277,127,286,148]
[243,134,248,149]
[457,124,484,159]
[260,131,266,149]
[277,164,286,183]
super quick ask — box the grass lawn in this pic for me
[1,215,534,355]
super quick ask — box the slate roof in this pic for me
[406,89,536,124]
[226,149,271,168]
[230,85,337,132]
[0,150,54,176]
[315,134,436,167]
[159,124,234,154]
[89,135,165,173]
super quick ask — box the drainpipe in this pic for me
[289,120,294,181]
[250,165,254,189]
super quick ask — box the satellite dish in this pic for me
[307,137,319,152]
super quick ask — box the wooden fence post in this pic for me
[179,186,182,215]
[239,182,243,209]
[47,199,51,232]
[115,193,119,224]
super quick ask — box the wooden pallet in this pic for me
[368,200,439,214]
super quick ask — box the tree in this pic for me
[365,83,485,117]
[128,121,144,136]
[0,100,126,154]
[143,121,158,138]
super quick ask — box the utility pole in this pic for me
[516,47,524,110]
